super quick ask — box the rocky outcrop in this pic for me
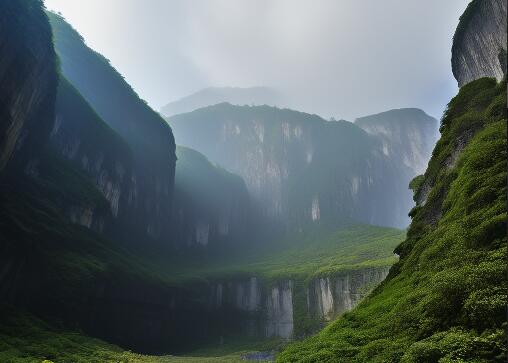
[452,0,507,87]
[48,13,177,244]
[307,268,390,322]
[0,0,57,172]
[207,268,389,340]
[171,146,257,249]
[169,104,435,229]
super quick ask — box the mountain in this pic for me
[278,5,507,360]
[168,104,437,229]
[355,108,438,175]
[0,0,57,172]
[161,86,284,117]
[451,0,507,87]
[47,12,177,244]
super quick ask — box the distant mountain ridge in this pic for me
[160,86,285,116]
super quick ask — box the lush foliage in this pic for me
[277,77,507,362]
[164,223,404,284]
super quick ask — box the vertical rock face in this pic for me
[265,281,294,339]
[0,0,57,171]
[48,13,177,244]
[206,268,389,340]
[209,278,295,339]
[307,268,390,321]
[452,0,507,87]
[169,104,435,229]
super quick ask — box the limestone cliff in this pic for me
[0,0,57,171]
[452,0,507,87]
[206,268,389,340]
[169,104,435,229]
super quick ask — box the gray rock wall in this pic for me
[452,0,507,87]
[207,267,389,339]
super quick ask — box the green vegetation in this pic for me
[0,145,404,361]
[0,307,251,363]
[164,223,404,284]
[277,78,507,362]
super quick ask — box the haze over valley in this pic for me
[0,1,506,362]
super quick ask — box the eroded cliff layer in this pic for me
[452,0,507,87]
[206,268,390,340]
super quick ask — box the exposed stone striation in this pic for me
[207,268,389,340]
[306,268,390,322]
[452,0,507,87]
[0,0,57,172]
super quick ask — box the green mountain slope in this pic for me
[0,0,57,171]
[277,77,507,362]
[47,12,175,166]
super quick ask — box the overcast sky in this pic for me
[44,0,469,120]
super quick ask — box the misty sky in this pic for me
[44,0,470,120]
